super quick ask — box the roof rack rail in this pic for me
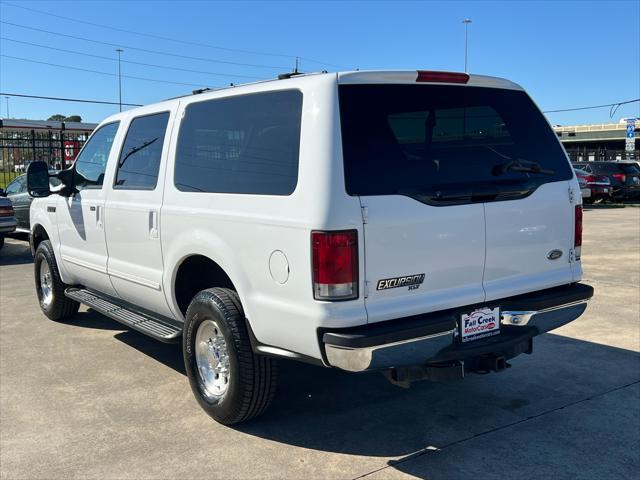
[192,87,214,95]
[277,72,305,80]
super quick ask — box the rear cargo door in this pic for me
[483,182,575,301]
[338,83,575,323]
[360,198,486,324]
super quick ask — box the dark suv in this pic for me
[572,162,640,200]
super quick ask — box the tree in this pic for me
[46,114,82,122]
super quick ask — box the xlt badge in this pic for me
[377,274,425,291]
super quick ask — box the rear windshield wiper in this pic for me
[492,159,554,176]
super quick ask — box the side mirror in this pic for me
[27,161,51,198]
[0,189,6,197]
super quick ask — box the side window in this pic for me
[74,122,120,191]
[114,112,169,190]
[175,90,302,195]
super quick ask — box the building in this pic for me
[554,120,639,162]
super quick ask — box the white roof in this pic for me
[99,70,525,125]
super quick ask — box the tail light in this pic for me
[612,173,626,183]
[416,71,470,84]
[574,205,582,261]
[312,230,358,300]
[0,205,14,217]
[585,175,597,183]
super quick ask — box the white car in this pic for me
[26,70,594,424]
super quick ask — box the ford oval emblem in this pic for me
[547,249,563,260]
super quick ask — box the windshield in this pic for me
[339,84,572,197]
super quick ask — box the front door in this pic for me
[57,121,121,296]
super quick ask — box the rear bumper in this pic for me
[0,219,17,234]
[588,186,612,196]
[322,283,594,372]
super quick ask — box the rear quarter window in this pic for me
[174,90,302,195]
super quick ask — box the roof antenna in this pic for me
[294,56,299,73]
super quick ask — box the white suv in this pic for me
[27,70,594,424]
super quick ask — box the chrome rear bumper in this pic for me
[325,328,456,373]
[324,292,591,373]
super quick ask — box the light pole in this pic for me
[4,96,9,118]
[462,18,472,72]
[116,48,124,112]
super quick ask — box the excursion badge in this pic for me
[376,273,425,291]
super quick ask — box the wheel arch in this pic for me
[30,222,50,255]
[173,254,239,316]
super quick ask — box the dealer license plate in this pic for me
[460,307,501,343]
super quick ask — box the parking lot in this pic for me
[0,207,638,479]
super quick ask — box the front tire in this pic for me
[34,240,79,321]
[183,288,277,425]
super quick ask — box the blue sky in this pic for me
[1,0,639,125]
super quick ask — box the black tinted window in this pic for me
[175,90,302,195]
[339,85,572,198]
[589,163,640,174]
[74,122,119,190]
[115,112,169,190]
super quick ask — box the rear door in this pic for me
[338,82,575,323]
[105,109,174,317]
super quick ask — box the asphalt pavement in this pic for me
[1,208,638,479]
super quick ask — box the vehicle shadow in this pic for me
[235,335,639,468]
[90,316,639,461]
[60,311,640,477]
[0,235,33,266]
[114,329,185,375]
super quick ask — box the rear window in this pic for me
[175,90,302,195]
[339,85,572,199]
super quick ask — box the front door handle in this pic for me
[93,205,103,229]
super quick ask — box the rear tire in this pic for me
[34,240,79,321]
[183,288,277,425]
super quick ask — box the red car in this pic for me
[573,167,612,204]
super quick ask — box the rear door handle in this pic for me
[149,211,158,239]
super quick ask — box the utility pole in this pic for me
[462,18,472,72]
[4,96,9,118]
[116,48,124,112]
